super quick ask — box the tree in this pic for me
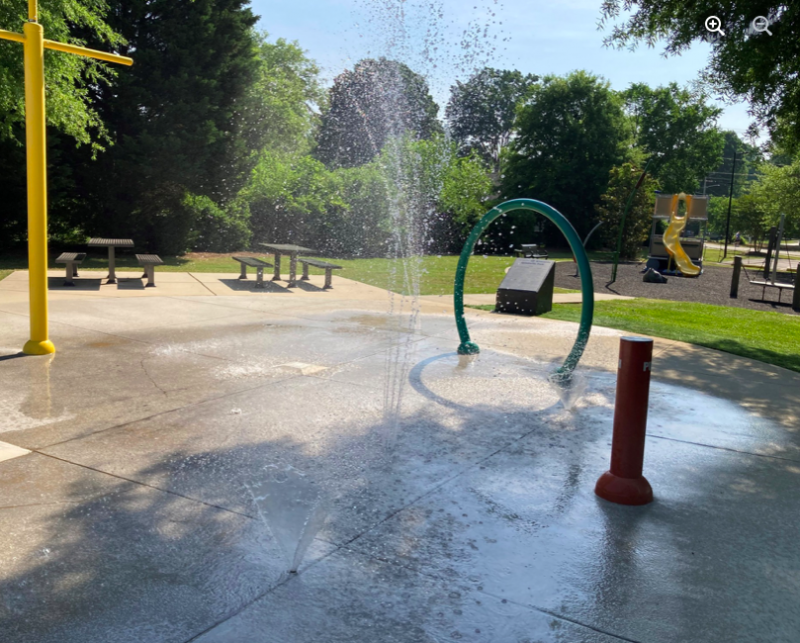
[244,151,348,251]
[501,71,630,238]
[70,0,264,254]
[703,131,763,198]
[247,34,324,155]
[315,58,442,169]
[445,67,538,174]
[0,0,123,147]
[730,193,768,247]
[749,158,800,235]
[600,1,800,152]
[596,163,660,259]
[622,82,725,193]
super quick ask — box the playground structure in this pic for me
[453,198,594,381]
[647,192,707,277]
[0,1,133,355]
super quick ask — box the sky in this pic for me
[253,0,755,138]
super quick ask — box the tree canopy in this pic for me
[0,0,123,146]
[445,67,538,174]
[703,131,763,199]
[596,163,660,259]
[600,1,800,151]
[622,82,724,193]
[71,0,264,253]
[315,58,442,169]
[502,71,629,237]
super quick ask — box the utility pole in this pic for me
[722,148,737,261]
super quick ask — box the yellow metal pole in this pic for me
[22,20,55,355]
[43,40,133,66]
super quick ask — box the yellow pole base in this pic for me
[23,339,56,355]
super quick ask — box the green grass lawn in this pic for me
[0,269,11,282]
[703,245,800,265]
[470,298,800,372]
[0,252,583,296]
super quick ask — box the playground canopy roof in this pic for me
[652,193,709,221]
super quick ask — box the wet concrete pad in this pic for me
[350,430,800,643]
[0,453,334,643]
[194,546,623,643]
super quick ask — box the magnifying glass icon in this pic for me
[705,15,725,37]
[752,16,773,36]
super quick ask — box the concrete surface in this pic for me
[1,273,799,642]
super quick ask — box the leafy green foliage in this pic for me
[439,151,493,230]
[703,131,763,199]
[749,158,800,234]
[622,82,724,193]
[501,71,629,238]
[315,58,443,169]
[66,0,264,253]
[248,34,324,155]
[596,164,660,259]
[445,67,538,173]
[245,151,348,252]
[600,1,800,153]
[242,134,493,257]
[182,194,252,252]
[730,193,768,246]
[0,0,122,147]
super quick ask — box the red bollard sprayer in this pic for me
[595,337,654,506]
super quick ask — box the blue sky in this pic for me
[253,0,754,137]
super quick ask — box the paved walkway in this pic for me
[1,271,799,642]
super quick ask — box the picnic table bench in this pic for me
[136,254,163,287]
[232,256,273,288]
[515,244,549,259]
[55,252,86,286]
[259,243,316,287]
[298,258,342,289]
[87,238,134,284]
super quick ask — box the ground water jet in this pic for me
[245,465,328,574]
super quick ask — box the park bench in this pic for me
[55,252,86,286]
[136,254,163,287]
[298,258,342,289]
[232,256,273,288]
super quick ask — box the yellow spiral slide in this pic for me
[662,193,701,277]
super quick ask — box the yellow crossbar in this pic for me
[44,40,133,66]
[0,28,25,43]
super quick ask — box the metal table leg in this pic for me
[107,246,117,284]
[64,262,75,286]
[272,253,282,281]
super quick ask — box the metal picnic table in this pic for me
[88,238,134,284]
[259,243,316,287]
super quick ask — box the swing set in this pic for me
[733,213,799,309]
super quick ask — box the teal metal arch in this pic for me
[454,198,594,379]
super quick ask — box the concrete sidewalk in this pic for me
[1,276,799,642]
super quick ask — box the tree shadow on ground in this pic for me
[1,356,799,642]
